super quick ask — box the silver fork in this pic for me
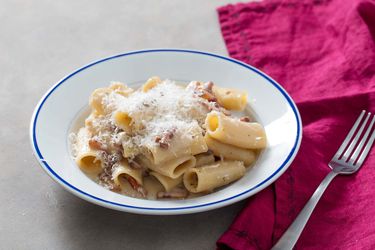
[272,110,375,250]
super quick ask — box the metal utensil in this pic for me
[272,110,375,250]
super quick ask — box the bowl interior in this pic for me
[31,50,301,215]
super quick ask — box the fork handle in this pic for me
[272,171,338,250]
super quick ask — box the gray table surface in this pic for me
[0,1,250,249]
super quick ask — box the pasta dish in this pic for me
[70,77,266,199]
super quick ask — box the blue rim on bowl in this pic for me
[30,49,302,213]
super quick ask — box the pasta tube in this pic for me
[190,132,209,155]
[204,134,256,165]
[213,86,247,111]
[150,172,182,192]
[142,76,161,92]
[205,112,266,149]
[194,152,215,167]
[112,160,143,187]
[183,161,246,193]
[114,111,132,133]
[109,82,134,96]
[147,128,207,165]
[89,87,112,115]
[139,155,196,179]
[75,128,103,174]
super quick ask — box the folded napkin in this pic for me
[217,0,375,249]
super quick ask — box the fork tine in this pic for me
[349,114,375,164]
[356,116,375,166]
[341,112,371,161]
[334,110,366,160]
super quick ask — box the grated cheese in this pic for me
[96,80,210,158]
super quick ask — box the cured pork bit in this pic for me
[155,128,176,149]
[88,138,107,151]
[125,175,147,197]
[157,187,188,199]
[239,116,251,122]
[199,101,231,116]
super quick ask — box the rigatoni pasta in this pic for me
[183,161,246,193]
[145,129,205,165]
[206,111,267,149]
[114,111,132,133]
[150,172,182,192]
[212,86,248,111]
[138,155,196,179]
[74,128,103,174]
[194,152,215,168]
[112,160,143,187]
[70,77,266,200]
[204,134,256,165]
[142,76,161,92]
[89,87,111,115]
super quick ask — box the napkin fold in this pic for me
[217,0,375,249]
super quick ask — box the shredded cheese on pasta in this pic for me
[91,80,209,158]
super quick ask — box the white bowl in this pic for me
[30,49,302,215]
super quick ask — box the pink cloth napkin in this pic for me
[217,0,375,249]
